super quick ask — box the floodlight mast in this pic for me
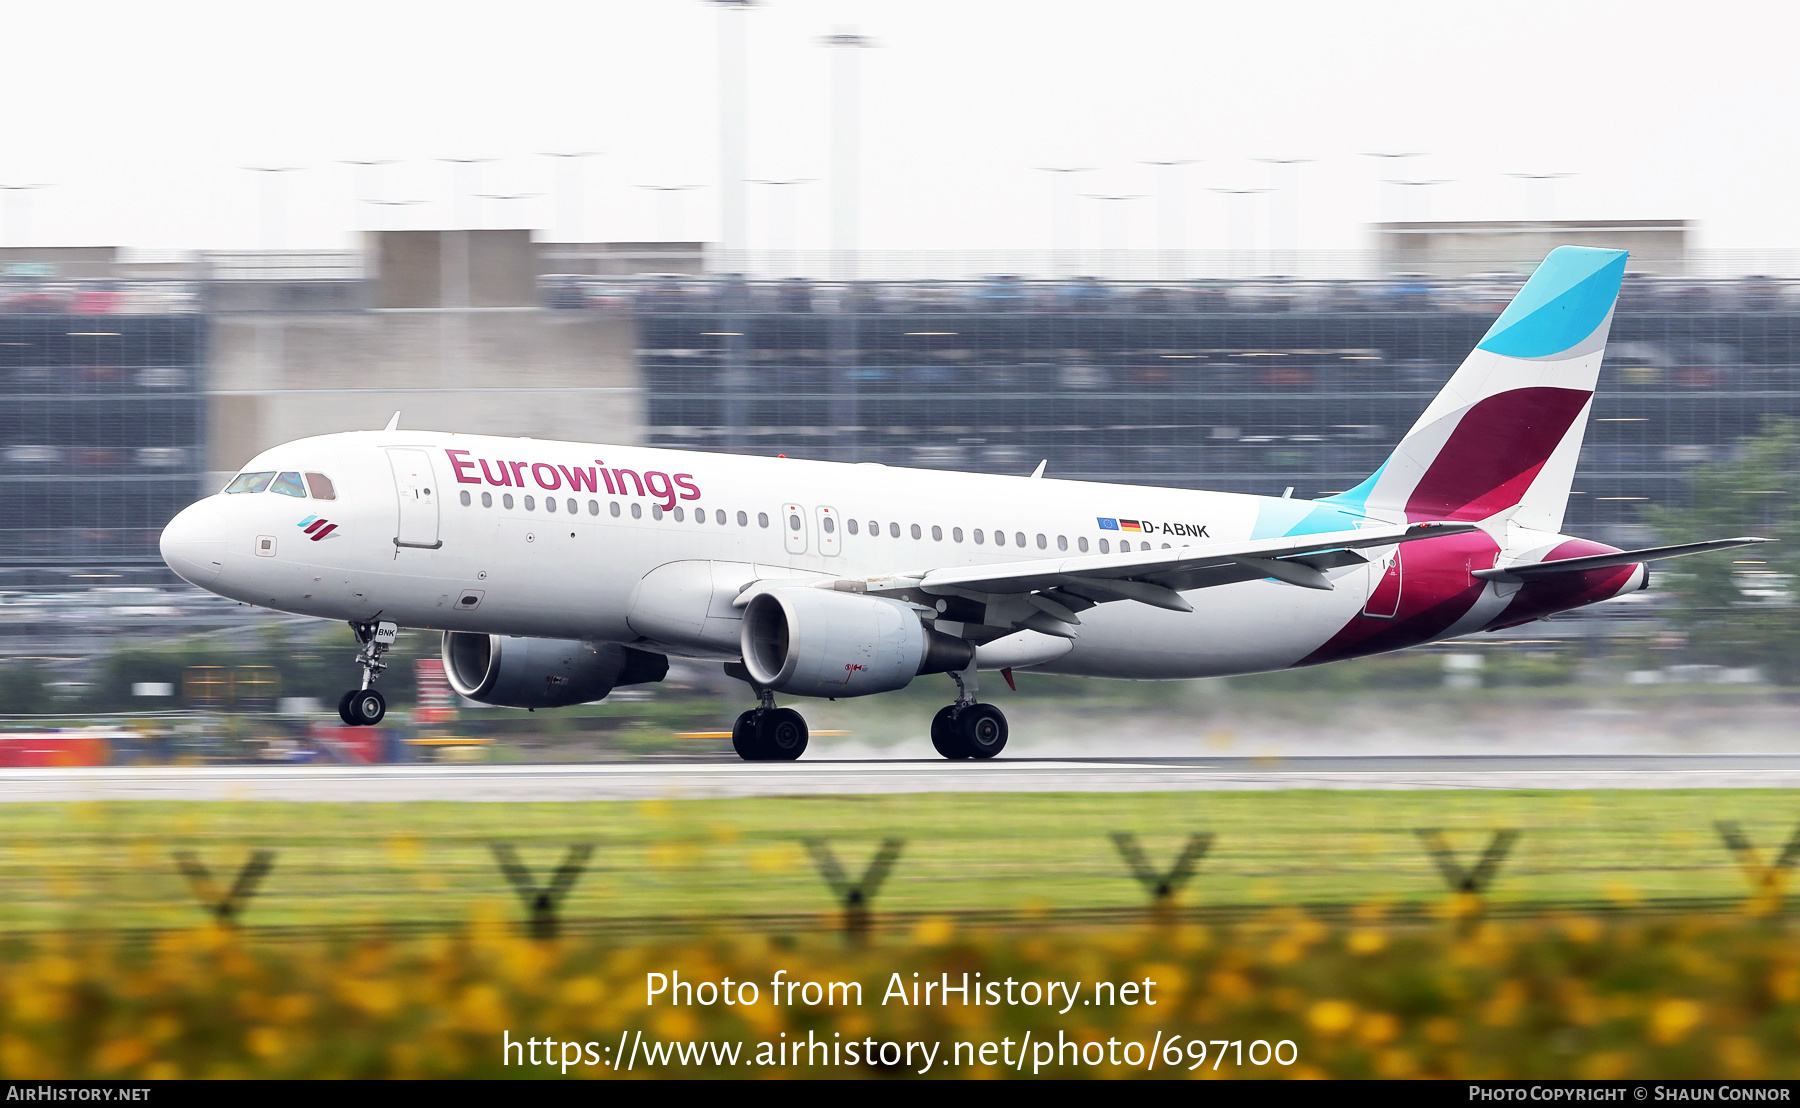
[540,152,602,243]
[710,1,756,266]
[821,27,874,281]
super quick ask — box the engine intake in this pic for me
[740,588,973,698]
[441,633,668,709]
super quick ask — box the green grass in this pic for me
[0,790,1791,932]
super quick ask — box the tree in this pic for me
[1647,417,1800,682]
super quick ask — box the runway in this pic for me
[3,753,1800,802]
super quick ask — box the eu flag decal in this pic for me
[1097,518,1119,530]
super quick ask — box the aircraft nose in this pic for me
[160,498,228,587]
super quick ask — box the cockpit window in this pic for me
[224,471,275,494]
[270,472,307,498]
[304,472,336,500]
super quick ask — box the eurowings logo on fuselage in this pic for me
[298,515,338,541]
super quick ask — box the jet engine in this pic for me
[441,633,668,709]
[740,588,973,698]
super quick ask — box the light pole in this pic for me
[0,184,50,248]
[636,185,702,242]
[821,27,874,280]
[1387,178,1450,224]
[1361,152,1425,225]
[1209,188,1270,276]
[437,157,496,229]
[710,0,756,265]
[1141,159,1198,280]
[365,199,424,232]
[1507,172,1575,223]
[1082,194,1145,278]
[539,151,601,243]
[339,160,396,236]
[751,178,815,276]
[242,167,301,251]
[1255,157,1313,274]
[478,193,540,230]
[1034,166,1092,276]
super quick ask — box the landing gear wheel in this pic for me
[346,688,387,727]
[337,690,358,726]
[755,707,808,761]
[956,703,1007,760]
[930,705,969,759]
[731,710,764,761]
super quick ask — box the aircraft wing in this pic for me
[1472,537,1770,581]
[814,520,1479,640]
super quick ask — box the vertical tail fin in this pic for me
[1326,246,1628,532]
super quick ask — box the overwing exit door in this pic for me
[387,448,443,550]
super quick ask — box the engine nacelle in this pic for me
[441,632,668,709]
[740,588,973,698]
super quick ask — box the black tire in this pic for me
[337,690,358,726]
[956,703,1008,759]
[930,705,968,759]
[731,710,764,761]
[756,707,808,761]
[348,688,386,727]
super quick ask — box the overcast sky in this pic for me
[1,0,1791,253]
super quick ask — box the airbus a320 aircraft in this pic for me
[160,247,1761,761]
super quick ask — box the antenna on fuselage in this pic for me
[383,411,400,431]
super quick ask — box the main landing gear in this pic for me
[930,666,1008,760]
[338,620,397,727]
[732,686,809,761]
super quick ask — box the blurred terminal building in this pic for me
[3,218,1797,600]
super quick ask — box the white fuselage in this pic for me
[159,429,1588,685]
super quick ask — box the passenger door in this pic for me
[387,448,442,550]
[816,506,841,556]
[1362,548,1402,619]
[782,503,808,555]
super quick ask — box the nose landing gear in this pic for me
[338,620,397,727]
[930,665,1008,760]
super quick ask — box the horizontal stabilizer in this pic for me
[1473,537,1770,581]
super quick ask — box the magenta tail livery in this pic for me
[160,248,1765,761]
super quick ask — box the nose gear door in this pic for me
[387,448,443,550]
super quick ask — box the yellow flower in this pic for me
[1649,998,1703,1045]
[1307,999,1356,1035]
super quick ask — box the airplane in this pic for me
[159,247,1764,761]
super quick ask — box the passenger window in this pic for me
[789,512,802,531]
[823,516,836,534]
[524,496,536,511]
[224,471,275,494]
[910,524,922,539]
[567,499,577,514]
[459,490,471,506]
[931,525,942,541]
[482,492,492,508]
[974,529,984,545]
[994,531,1005,547]
[716,509,726,525]
[303,472,336,500]
[869,521,880,536]
[545,497,557,513]
[674,506,685,521]
[1141,542,1151,551]
[588,500,598,515]
[1057,535,1067,551]
[758,512,769,528]
[503,494,515,509]
[653,505,664,520]
[1016,532,1027,548]
[632,503,643,519]
[847,519,859,535]
[1099,538,1110,553]
[610,501,621,517]
[737,511,748,527]
[1036,533,1047,550]
[270,472,307,497]
[1077,537,1088,553]
[889,522,900,538]
[1161,543,1171,550]
[953,527,963,542]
